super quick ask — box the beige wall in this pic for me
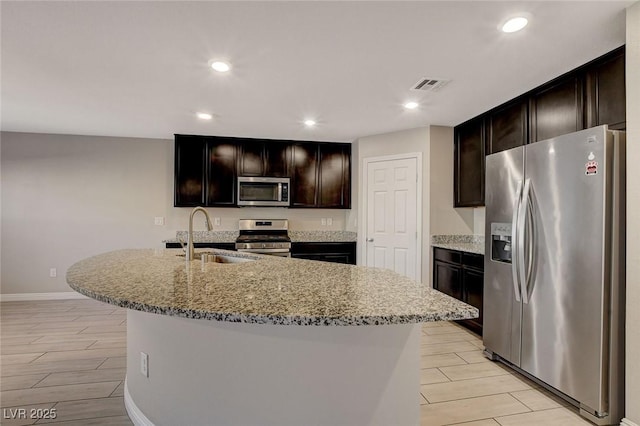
[625,2,639,424]
[0,132,347,295]
[353,127,431,284]
[428,126,475,236]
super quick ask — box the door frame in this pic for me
[361,152,423,280]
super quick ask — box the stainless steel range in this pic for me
[235,219,291,257]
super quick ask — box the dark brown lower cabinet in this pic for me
[433,247,484,335]
[291,242,356,264]
[461,265,484,335]
[165,242,236,250]
[434,261,462,300]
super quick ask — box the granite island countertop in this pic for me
[431,235,485,255]
[67,249,477,326]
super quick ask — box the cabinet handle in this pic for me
[366,238,374,242]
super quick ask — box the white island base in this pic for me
[124,310,422,426]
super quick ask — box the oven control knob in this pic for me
[262,243,266,248]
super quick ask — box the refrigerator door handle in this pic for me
[511,180,523,303]
[518,179,532,304]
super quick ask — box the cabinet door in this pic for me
[462,266,484,334]
[174,136,206,206]
[486,99,528,155]
[586,48,625,130]
[237,140,265,177]
[530,75,584,142]
[454,118,485,207]
[318,144,350,208]
[206,140,237,206]
[264,142,292,177]
[433,260,462,300]
[291,143,319,207]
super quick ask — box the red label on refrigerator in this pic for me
[585,161,598,175]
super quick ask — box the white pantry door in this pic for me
[365,155,420,280]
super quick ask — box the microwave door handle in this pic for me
[518,179,531,304]
[511,180,523,303]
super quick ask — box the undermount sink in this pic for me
[177,252,256,264]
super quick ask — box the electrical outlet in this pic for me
[154,217,165,226]
[327,218,333,226]
[49,268,57,278]
[140,352,149,377]
[321,218,327,226]
[214,217,221,226]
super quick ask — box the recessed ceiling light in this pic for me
[210,61,231,73]
[304,119,316,127]
[501,16,528,33]
[197,112,213,120]
[404,101,419,110]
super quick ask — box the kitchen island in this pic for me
[67,249,478,426]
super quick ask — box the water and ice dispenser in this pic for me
[491,222,512,263]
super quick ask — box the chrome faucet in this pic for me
[186,207,213,261]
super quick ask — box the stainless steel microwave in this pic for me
[237,177,290,207]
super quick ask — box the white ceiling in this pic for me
[1,1,631,142]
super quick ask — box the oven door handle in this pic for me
[236,248,291,256]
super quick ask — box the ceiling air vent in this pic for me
[411,78,450,92]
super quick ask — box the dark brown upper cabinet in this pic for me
[264,143,292,177]
[453,47,625,208]
[237,140,292,177]
[486,99,528,155]
[291,143,319,208]
[206,139,237,206]
[454,117,485,207]
[291,142,351,209]
[318,143,351,208]
[175,135,350,209]
[237,140,264,176]
[530,74,584,143]
[586,46,626,130]
[174,135,207,206]
[174,135,237,207]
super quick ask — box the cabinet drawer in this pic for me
[462,253,484,270]
[434,248,461,265]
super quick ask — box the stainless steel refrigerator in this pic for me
[483,125,625,425]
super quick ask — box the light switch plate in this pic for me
[321,218,327,226]
[154,217,165,226]
[214,217,221,226]
[327,218,333,226]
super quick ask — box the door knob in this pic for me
[366,238,374,242]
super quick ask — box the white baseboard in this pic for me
[124,377,154,426]
[622,419,640,426]
[0,292,89,302]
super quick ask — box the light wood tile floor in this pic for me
[1,300,592,425]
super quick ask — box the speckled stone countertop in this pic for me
[289,231,356,243]
[168,231,238,243]
[164,230,357,244]
[67,249,477,326]
[431,235,485,255]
